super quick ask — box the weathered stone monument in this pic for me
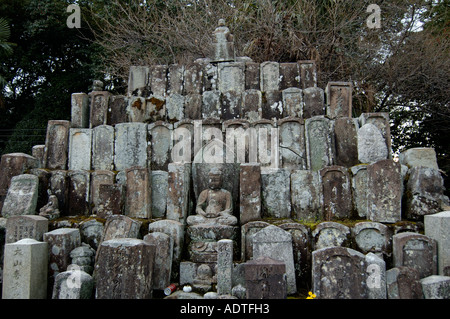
[425,211,450,275]
[0,19,448,301]
[1,174,39,218]
[252,225,296,295]
[244,256,287,299]
[312,246,368,299]
[94,238,155,299]
[2,238,48,299]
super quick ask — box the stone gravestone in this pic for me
[185,93,202,120]
[94,238,155,299]
[43,228,81,281]
[92,125,115,171]
[143,232,173,291]
[2,238,48,299]
[352,222,391,258]
[151,170,168,218]
[312,222,350,250]
[125,167,151,219]
[29,168,50,209]
[239,163,262,225]
[386,266,423,299]
[90,170,115,215]
[425,211,450,275]
[357,123,388,164]
[184,62,203,95]
[5,215,48,244]
[202,91,221,120]
[241,221,270,262]
[71,93,89,128]
[108,95,129,125]
[31,145,45,167]
[244,256,287,299]
[89,91,111,128]
[49,170,69,215]
[44,120,70,170]
[420,275,450,299]
[260,61,279,92]
[279,63,300,90]
[253,120,279,169]
[97,183,125,218]
[217,239,234,295]
[148,122,173,171]
[127,65,150,96]
[52,268,94,299]
[393,232,437,279]
[367,159,402,223]
[302,87,324,119]
[405,166,447,220]
[101,214,142,243]
[365,252,387,299]
[290,170,323,222]
[333,117,358,167]
[218,62,245,93]
[127,96,147,122]
[244,62,260,90]
[0,153,39,212]
[172,120,194,163]
[114,123,148,171]
[166,163,191,225]
[320,166,352,220]
[80,219,104,251]
[68,170,90,216]
[150,64,168,97]
[168,64,184,95]
[262,91,283,120]
[298,60,317,89]
[325,82,352,119]
[350,164,369,218]
[221,91,243,120]
[399,147,439,170]
[282,88,303,118]
[279,222,311,288]
[68,128,92,170]
[261,168,291,218]
[278,117,307,171]
[166,93,185,122]
[305,116,334,171]
[359,112,392,159]
[203,60,218,92]
[312,246,368,299]
[148,219,185,280]
[252,225,296,295]
[1,174,39,218]
[242,89,262,121]
[223,119,253,164]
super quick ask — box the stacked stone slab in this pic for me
[1,20,449,301]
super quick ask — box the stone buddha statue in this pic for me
[187,169,237,226]
[211,19,235,62]
[39,194,60,220]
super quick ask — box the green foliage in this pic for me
[0,0,103,155]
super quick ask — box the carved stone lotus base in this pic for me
[187,225,238,263]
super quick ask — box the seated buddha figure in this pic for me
[187,170,237,226]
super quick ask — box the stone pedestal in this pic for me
[187,224,238,263]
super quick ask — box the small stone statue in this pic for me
[187,169,237,226]
[211,19,235,62]
[193,264,214,292]
[92,80,104,91]
[39,194,60,220]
